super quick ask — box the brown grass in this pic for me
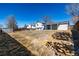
[9,30,74,56]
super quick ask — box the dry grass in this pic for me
[9,30,74,56]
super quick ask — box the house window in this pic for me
[47,25,51,30]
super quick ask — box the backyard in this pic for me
[8,30,74,56]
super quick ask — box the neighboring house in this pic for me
[44,21,69,30]
[26,21,69,30]
[31,25,36,30]
[57,21,69,30]
[44,22,58,30]
[26,23,44,30]
[35,22,44,30]
[27,25,32,29]
[26,24,36,30]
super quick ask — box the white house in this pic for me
[35,22,44,30]
[26,23,44,30]
[27,25,32,29]
[26,21,69,30]
[57,22,69,30]
[31,25,36,29]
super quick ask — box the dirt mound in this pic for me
[52,31,72,41]
[46,31,74,56]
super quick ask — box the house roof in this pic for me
[45,21,69,25]
[57,21,69,25]
[45,22,57,25]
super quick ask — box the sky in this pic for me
[0,3,72,27]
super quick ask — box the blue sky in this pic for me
[0,3,72,27]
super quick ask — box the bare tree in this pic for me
[42,16,52,24]
[6,15,18,31]
[41,16,52,30]
[66,3,79,24]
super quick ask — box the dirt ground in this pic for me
[9,30,74,56]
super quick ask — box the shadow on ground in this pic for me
[71,30,79,56]
[0,31,34,56]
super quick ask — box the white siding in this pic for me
[27,25,32,29]
[35,22,44,30]
[57,24,68,30]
